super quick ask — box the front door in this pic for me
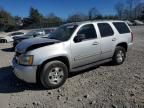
[71,24,101,68]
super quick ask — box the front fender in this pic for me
[27,43,71,65]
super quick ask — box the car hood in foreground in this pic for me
[16,38,60,53]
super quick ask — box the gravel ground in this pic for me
[0,26,144,108]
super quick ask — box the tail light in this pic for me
[131,32,134,42]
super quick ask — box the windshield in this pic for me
[25,31,35,36]
[24,31,37,37]
[48,25,78,41]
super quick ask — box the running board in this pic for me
[71,58,112,72]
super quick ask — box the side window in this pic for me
[77,24,97,40]
[113,22,130,34]
[11,33,16,36]
[11,32,24,36]
[98,23,114,37]
[16,32,24,35]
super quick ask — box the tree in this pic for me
[140,9,144,20]
[14,16,23,26]
[43,13,63,27]
[123,9,129,19]
[0,7,15,31]
[134,2,144,19]
[88,8,100,20]
[104,15,118,20]
[29,7,43,26]
[95,15,103,20]
[67,13,88,22]
[115,2,125,19]
[127,0,140,19]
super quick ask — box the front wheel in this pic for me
[40,60,68,89]
[112,46,126,65]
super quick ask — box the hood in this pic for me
[16,38,60,53]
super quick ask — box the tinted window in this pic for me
[11,32,24,36]
[98,23,114,37]
[78,24,97,39]
[113,22,130,34]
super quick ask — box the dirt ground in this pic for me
[0,26,144,108]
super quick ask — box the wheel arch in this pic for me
[36,56,70,83]
[116,42,128,52]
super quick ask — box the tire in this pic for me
[40,60,68,89]
[112,46,126,65]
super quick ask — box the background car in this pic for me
[125,20,134,26]
[0,31,25,43]
[13,28,56,48]
[134,20,144,25]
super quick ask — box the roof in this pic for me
[64,20,125,26]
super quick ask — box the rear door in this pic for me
[97,23,116,59]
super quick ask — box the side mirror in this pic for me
[74,34,86,43]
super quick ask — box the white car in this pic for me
[13,28,56,47]
[125,20,134,26]
[0,32,25,43]
[134,20,144,25]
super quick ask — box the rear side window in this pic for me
[113,22,130,34]
[98,23,114,37]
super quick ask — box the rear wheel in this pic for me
[40,60,68,89]
[112,46,126,65]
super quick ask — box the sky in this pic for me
[0,0,143,18]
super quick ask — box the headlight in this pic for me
[19,55,33,65]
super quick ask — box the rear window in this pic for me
[98,23,114,37]
[113,22,130,34]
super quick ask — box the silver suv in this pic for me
[12,21,133,89]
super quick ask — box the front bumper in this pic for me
[12,58,37,83]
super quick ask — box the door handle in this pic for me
[112,38,116,41]
[92,42,99,45]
